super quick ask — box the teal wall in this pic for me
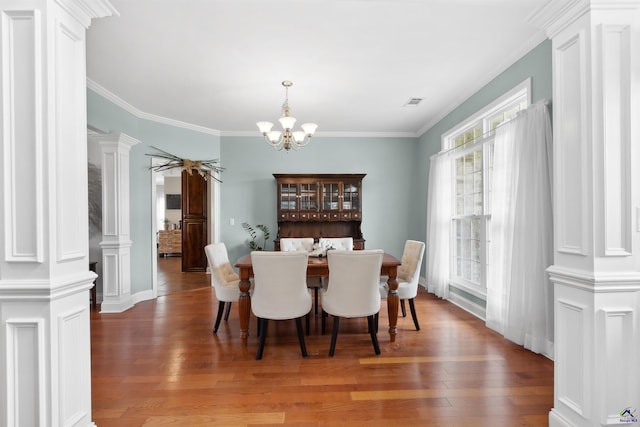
[219,136,418,264]
[86,38,551,296]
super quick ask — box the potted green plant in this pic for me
[242,222,270,251]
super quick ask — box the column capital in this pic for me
[55,0,119,28]
[529,0,640,37]
[89,132,140,151]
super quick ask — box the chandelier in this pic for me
[256,81,318,151]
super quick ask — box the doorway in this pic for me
[151,160,219,297]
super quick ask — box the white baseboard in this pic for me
[446,291,486,320]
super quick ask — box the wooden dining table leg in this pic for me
[238,268,252,346]
[386,266,399,342]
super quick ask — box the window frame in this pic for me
[441,78,531,300]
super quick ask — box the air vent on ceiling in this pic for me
[403,97,423,107]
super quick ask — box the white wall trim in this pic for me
[448,292,486,319]
[221,130,419,138]
[440,78,532,150]
[87,78,222,136]
[547,265,640,292]
[5,318,45,426]
[88,78,419,139]
[88,76,544,141]
[55,0,119,28]
[131,289,156,306]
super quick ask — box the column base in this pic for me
[549,409,575,427]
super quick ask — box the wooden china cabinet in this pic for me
[273,174,365,249]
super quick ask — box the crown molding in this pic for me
[87,79,221,137]
[528,0,640,38]
[56,0,118,28]
[220,131,418,139]
[88,79,416,139]
[528,0,588,37]
[312,131,418,139]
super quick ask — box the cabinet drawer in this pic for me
[299,212,320,220]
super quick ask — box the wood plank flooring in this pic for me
[156,256,208,296]
[91,259,554,426]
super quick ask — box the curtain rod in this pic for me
[432,99,549,158]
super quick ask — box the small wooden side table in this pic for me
[89,261,98,309]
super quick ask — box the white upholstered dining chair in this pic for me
[280,237,315,252]
[280,237,321,315]
[321,249,384,357]
[251,251,312,360]
[205,243,245,334]
[379,240,425,331]
[318,237,355,292]
[318,237,354,251]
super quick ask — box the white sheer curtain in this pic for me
[485,101,554,358]
[426,151,452,298]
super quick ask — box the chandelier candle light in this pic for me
[257,80,318,151]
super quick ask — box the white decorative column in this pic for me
[0,1,117,426]
[89,133,139,313]
[531,1,640,426]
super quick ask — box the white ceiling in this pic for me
[86,0,550,137]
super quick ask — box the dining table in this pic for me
[234,252,402,346]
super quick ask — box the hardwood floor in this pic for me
[91,272,554,426]
[156,256,209,296]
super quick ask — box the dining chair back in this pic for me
[318,237,354,295]
[205,243,242,334]
[280,237,321,314]
[321,249,384,356]
[379,240,425,330]
[280,237,315,252]
[251,251,312,360]
[318,237,354,251]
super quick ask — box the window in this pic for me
[442,79,530,299]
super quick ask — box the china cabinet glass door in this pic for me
[342,182,360,211]
[280,183,297,210]
[322,182,340,210]
[299,183,317,210]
